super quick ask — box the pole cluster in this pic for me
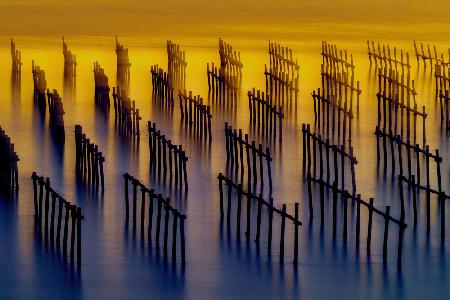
[306,175,407,266]
[302,123,357,197]
[167,40,186,90]
[123,173,187,264]
[0,127,19,194]
[93,62,110,111]
[32,61,47,111]
[115,36,131,90]
[178,90,212,141]
[224,122,273,191]
[74,125,106,190]
[377,66,427,145]
[434,65,450,129]
[207,39,242,103]
[47,89,66,142]
[31,172,84,269]
[265,41,299,111]
[413,40,440,68]
[218,173,301,264]
[63,37,77,83]
[247,88,283,142]
[112,87,142,138]
[148,121,188,190]
[10,38,22,89]
[367,41,411,70]
[151,64,174,108]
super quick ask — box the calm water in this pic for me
[0,1,450,299]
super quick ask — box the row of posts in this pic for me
[112,87,142,138]
[248,89,283,143]
[178,90,212,141]
[124,173,186,264]
[218,173,301,264]
[74,125,106,190]
[224,122,273,191]
[306,175,407,266]
[31,172,84,269]
[0,127,19,194]
[148,121,189,190]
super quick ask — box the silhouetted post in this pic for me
[258,144,264,187]
[425,146,431,233]
[172,210,178,263]
[343,192,348,242]
[227,179,232,231]
[77,207,82,268]
[293,203,299,265]
[397,136,403,175]
[237,184,243,237]
[242,135,250,187]
[267,205,273,255]
[99,152,105,190]
[252,141,257,185]
[399,176,405,219]
[124,174,129,223]
[38,178,44,225]
[148,190,154,240]
[255,195,262,244]
[440,192,446,240]
[367,198,374,253]
[70,206,76,265]
[163,199,170,261]
[266,148,273,189]
[383,206,391,264]
[56,198,63,247]
[279,204,286,262]
[307,173,313,220]
[356,194,361,247]
[140,187,146,237]
[436,150,442,195]
[302,124,306,173]
[218,174,224,219]
[63,203,70,260]
[180,216,186,264]
[332,181,338,238]
[32,173,38,217]
[132,180,137,232]
[320,179,324,228]
[245,192,252,238]
[156,194,163,246]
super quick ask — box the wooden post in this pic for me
[180,216,186,264]
[343,192,348,242]
[163,199,170,261]
[383,206,391,264]
[76,207,82,268]
[367,198,374,254]
[226,179,232,231]
[255,195,262,244]
[156,194,162,246]
[237,184,243,237]
[279,204,286,262]
[124,174,129,223]
[218,174,224,219]
[245,192,252,238]
[356,194,361,248]
[172,210,178,263]
[320,179,324,228]
[293,203,299,265]
[140,187,146,237]
[307,173,313,221]
[132,180,137,232]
